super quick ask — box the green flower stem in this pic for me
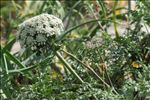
[61,49,110,88]
[55,51,84,83]
[56,51,98,99]
[5,50,26,68]
[8,54,54,74]
[63,0,81,29]
[8,65,37,73]
[113,0,119,38]
[98,0,107,18]
[59,18,123,41]
[58,19,106,41]
[3,54,9,74]
[62,49,120,95]
[87,2,104,31]
[113,12,119,38]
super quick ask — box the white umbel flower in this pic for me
[17,14,64,52]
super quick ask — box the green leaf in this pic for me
[5,50,26,69]
[2,38,16,53]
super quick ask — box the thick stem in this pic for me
[55,51,84,83]
[56,51,99,99]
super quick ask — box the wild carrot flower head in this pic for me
[17,14,64,53]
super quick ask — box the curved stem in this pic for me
[58,19,106,41]
[58,17,124,41]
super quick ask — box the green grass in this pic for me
[1,0,150,99]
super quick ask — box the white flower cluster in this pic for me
[85,36,103,49]
[17,14,64,52]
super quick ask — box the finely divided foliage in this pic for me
[1,1,150,100]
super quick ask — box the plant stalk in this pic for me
[55,51,84,83]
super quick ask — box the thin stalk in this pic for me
[88,24,99,38]
[58,19,104,41]
[127,0,131,33]
[63,0,81,22]
[39,1,47,14]
[2,38,16,53]
[87,2,104,31]
[8,65,37,73]
[55,51,84,83]
[105,68,119,95]
[3,54,9,74]
[5,50,26,68]
[113,0,119,38]
[61,49,110,88]
[63,0,81,30]
[128,0,131,17]
[58,18,120,41]
[144,23,150,34]
[98,0,107,18]
[62,49,120,95]
[98,52,119,95]
[56,51,98,99]
[8,54,54,74]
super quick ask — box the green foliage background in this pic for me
[1,0,150,100]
